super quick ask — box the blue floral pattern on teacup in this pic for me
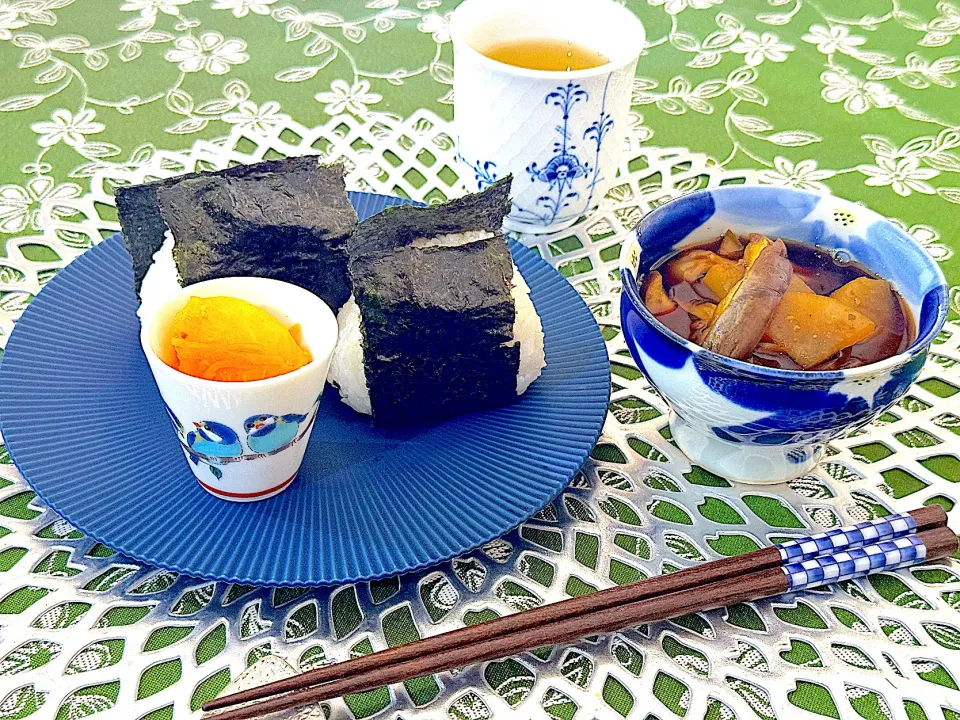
[459,154,498,190]
[516,79,613,227]
[461,78,616,228]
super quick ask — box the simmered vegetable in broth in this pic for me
[641,231,915,370]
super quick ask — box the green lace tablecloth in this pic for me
[1,2,959,720]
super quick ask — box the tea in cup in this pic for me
[451,0,645,234]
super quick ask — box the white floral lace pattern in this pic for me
[0,112,957,720]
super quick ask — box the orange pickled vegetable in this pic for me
[766,292,876,369]
[167,296,312,382]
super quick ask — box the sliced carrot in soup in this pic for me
[702,262,745,301]
[676,296,717,322]
[743,235,773,267]
[831,277,904,333]
[766,292,876,369]
[788,275,814,294]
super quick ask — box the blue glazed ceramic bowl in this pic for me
[619,187,948,484]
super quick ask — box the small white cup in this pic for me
[451,0,644,235]
[140,277,338,502]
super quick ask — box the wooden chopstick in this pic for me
[205,507,943,712]
[204,508,948,717]
[208,526,957,720]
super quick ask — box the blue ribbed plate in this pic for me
[0,192,610,586]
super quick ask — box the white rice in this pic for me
[329,296,373,415]
[138,231,182,319]
[513,271,546,394]
[328,268,546,415]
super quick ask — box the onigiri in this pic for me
[328,177,546,425]
[329,269,545,416]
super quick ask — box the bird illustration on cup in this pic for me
[186,420,243,458]
[244,413,309,454]
[163,396,321,473]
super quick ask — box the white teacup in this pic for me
[451,0,644,235]
[140,277,338,502]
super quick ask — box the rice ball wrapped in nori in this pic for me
[331,273,545,417]
[328,178,546,425]
[116,156,357,312]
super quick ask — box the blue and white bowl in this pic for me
[619,187,948,484]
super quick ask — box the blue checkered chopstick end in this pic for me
[782,534,926,592]
[776,512,917,563]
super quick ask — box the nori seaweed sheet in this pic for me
[346,178,520,425]
[115,182,170,294]
[117,164,226,294]
[116,157,357,311]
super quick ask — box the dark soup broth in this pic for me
[641,232,915,371]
